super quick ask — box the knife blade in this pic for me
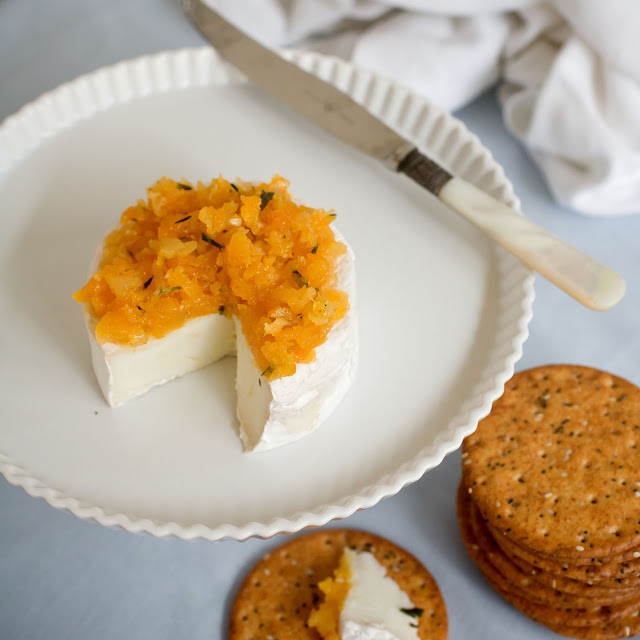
[183,0,625,311]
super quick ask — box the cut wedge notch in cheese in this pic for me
[83,237,357,453]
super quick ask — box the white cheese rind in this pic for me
[235,241,358,452]
[340,549,419,640]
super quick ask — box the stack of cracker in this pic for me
[458,365,640,640]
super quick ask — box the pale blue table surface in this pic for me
[2,1,639,639]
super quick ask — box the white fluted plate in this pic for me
[0,48,533,541]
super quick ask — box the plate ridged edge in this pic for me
[0,47,534,541]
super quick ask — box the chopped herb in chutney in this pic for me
[292,270,308,288]
[156,286,182,296]
[201,232,224,249]
[260,190,275,210]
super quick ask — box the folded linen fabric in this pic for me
[204,0,640,215]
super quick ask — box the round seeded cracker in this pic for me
[228,529,447,640]
[462,365,640,560]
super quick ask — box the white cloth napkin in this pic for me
[205,0,640,215]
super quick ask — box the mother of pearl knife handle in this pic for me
[398,149,625,311]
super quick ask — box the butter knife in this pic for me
[183,0,625,311]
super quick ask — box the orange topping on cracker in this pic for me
[308,550,352,639]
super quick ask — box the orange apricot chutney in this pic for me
[73,175,349,380]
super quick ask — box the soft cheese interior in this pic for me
[87,313,236,408]
[83,236,357,453]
